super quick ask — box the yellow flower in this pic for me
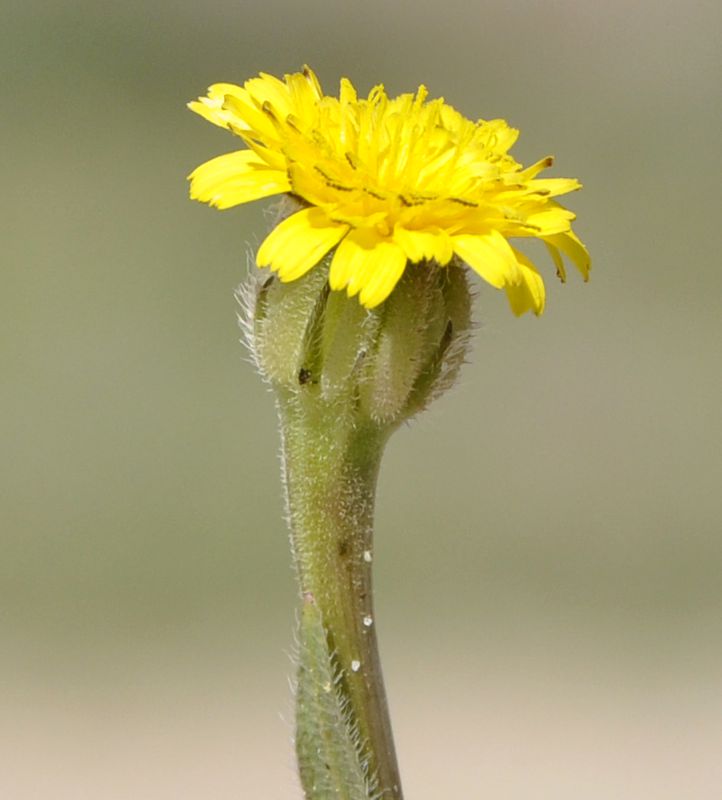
[188,67,589,314]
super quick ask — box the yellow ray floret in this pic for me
[188,66,590,314]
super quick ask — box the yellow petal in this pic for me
[543,230,591,280]
[357,243,407,308]
[452,230,520,289]
[221,93,280,141]
[188,150,290,209]
[544,241,567,282]
[393,227,454,265]
[257,207,348,282]
[329,228,379,291]
[505,249,546,316]
[481,119,520,153]
[187,83,248,130]
[525,206,575,235]
[517,156,554,180]
[301,65,323,98]
[530,177,582,197]
[339,77,358,106]
[285,69,324,124]
[286,162,337,208]
[245,73,294,118]
[330,229,407,307]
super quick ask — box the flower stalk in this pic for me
[280,393,399,798]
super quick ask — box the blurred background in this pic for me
[2,0,721,797]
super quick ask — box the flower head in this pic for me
[189,66,589,314]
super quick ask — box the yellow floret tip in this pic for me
[188,67,589,315]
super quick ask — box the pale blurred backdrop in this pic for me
[2,1,721,797]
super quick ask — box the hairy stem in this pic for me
[279,390,402,800]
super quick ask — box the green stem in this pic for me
[279,389,402,800]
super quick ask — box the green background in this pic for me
[3,1,721,797]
